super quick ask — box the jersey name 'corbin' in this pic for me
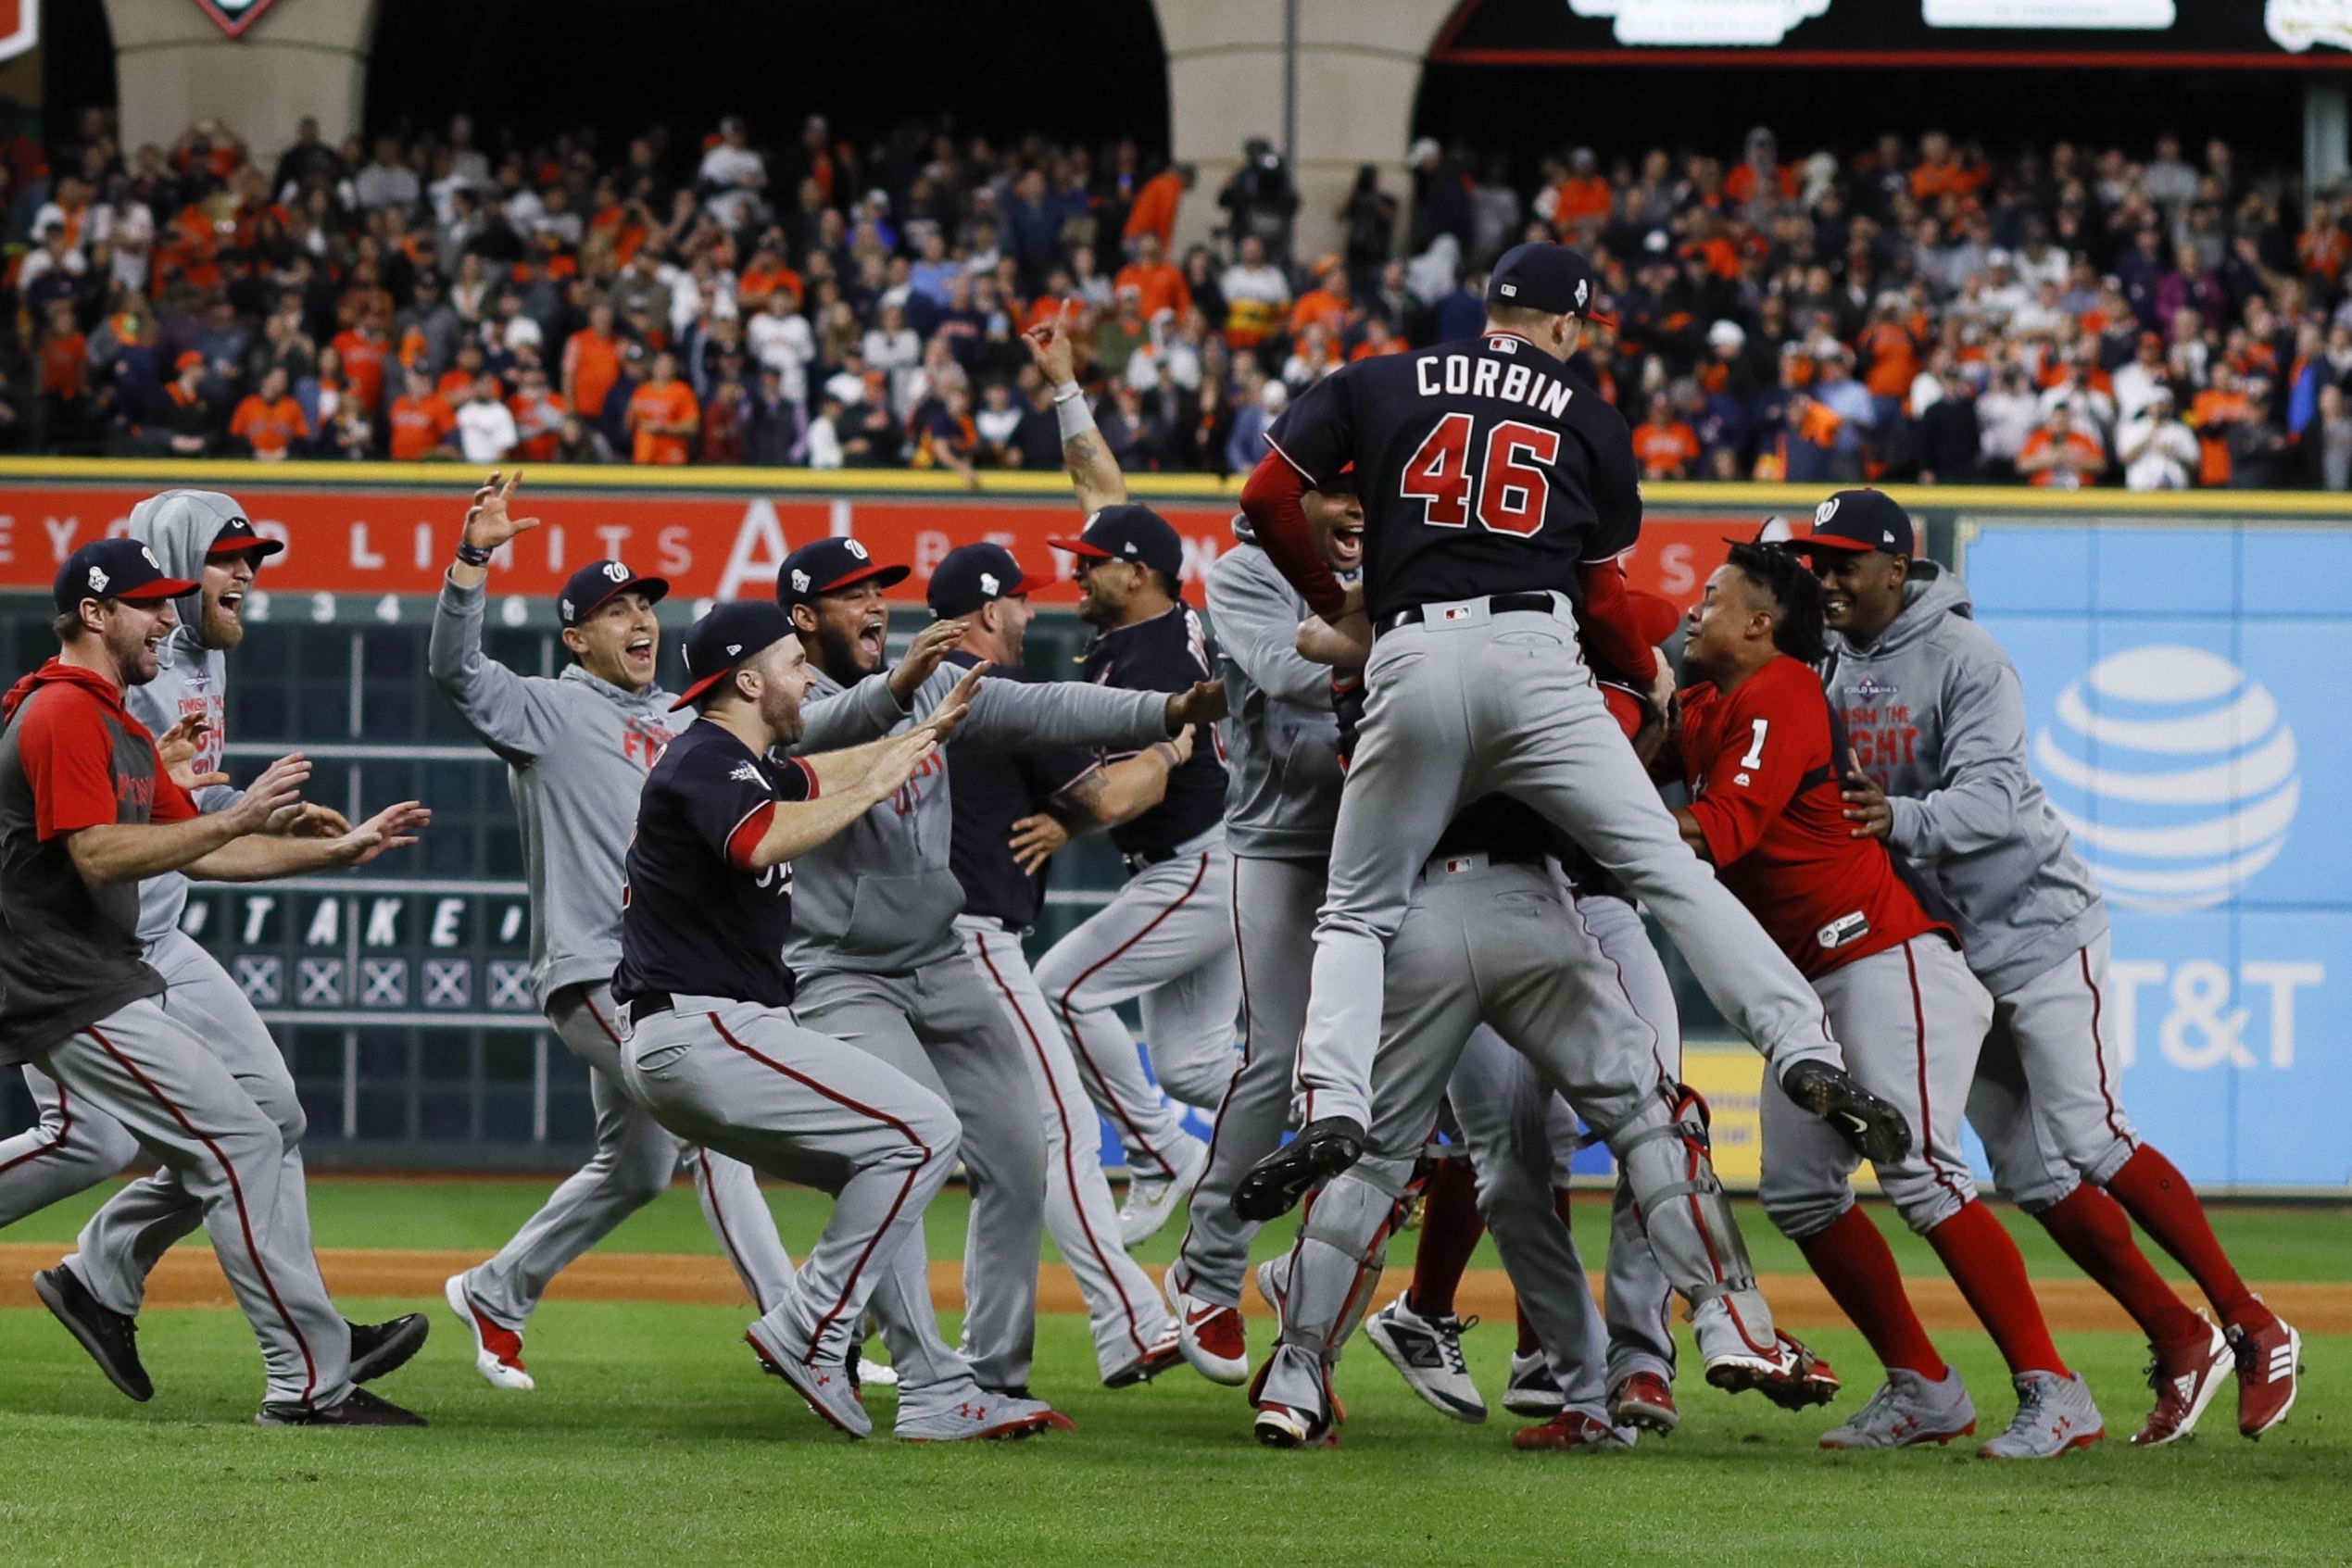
[1412,347,1575,419]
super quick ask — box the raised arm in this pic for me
[429,471,565,762]
[1025,304,1127,515]
[945,664,1225,752]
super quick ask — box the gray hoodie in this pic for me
[125,491,247,946]
[1821,563,2106,997]
[1206,521,1342,861]
[431,573,904,1009]
[783,659,1178,979]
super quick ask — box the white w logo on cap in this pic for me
[603,562,630,583]
[1815,497,1841,525]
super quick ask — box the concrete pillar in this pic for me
[2307,81,2349,194]
[1155,0,1454,263]
[104,0,378,157]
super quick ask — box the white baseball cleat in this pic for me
[1978,1370,2105,1460]
[1363,1291,1487,1424]
[443,1273,534,1392]
[1118,1137,1209,1248]
[1165,1271,1251,1386]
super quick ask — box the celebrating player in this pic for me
[1667,539,2099,1459]
[1,495,429,1412]
[1,538,432,1425]
[1233,240,1905,1221]
[1799,488,2301,1443]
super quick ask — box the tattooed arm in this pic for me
[1025,302,1128,513]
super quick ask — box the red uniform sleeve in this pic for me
[1577,558,1660,686]
[1683,666,1827,868]
[1239,451,1345,619]
[17,691,123,839]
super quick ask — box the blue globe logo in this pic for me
[2032,645,2298,912]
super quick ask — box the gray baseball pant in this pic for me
[461,981,797,1330]
[1294,596,1843,1130]
[1258,854,1785,1420]
[1964,934,2142,1213]
[616,994,969,1386]
[794,961,1050,1391]
[0,1061,139,1224]
[1168,852,1321,1309]
[1758,937,1994,1241]
[958,915,1175,1379]
[29,996,352,1411]
[1033,832,1240,1181]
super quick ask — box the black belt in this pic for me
[1122,846,1181,876]
[1427,847,1548,872]
[1375,591,1558,637]
[620,990,673,1021]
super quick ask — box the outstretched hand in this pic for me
[224,753,312,834]
[464,470,542,552]
[1164,680,1227,732]
[156,714,229,793]
[889,617,969,706]
[1023,300,1081,385]
[320,802,432,868]
[918,659,987,743]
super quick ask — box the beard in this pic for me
[759,683,805,746]
[202,603,245,650]
[811,621,874,684]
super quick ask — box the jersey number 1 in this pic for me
[1400,412,1561,538]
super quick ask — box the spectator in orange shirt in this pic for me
[1724,126,1796,207]
[1910,130,1961,201]
[1122,163,1195,254]
[627,351,699,465]
[331,319,391,416]
[230,365,308,461]
[1629,391,1703,479]
[387,366,459,460]
[563,301,624,428]
[2016,405,2107,488]
[1289,267,1353,339]
[2188,363,2252,486]
[1348,315,1408,362]
[508,364,567,462]
[1543,146,1614,238]
[1113,232,1191,321]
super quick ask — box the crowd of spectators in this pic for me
[6,98,2352,492]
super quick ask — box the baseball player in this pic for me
[1,538,432,1425]
[1233,240,1905,1219]
[431,471,886,1390]
[775,533,1226,1396]
[932,540,1191,1386]
[608,597,1065,1441]
[1027,320,1239,1243]
[1667,539,2098,1459]
[1802,488,2300,1443]
[1,495,429,1410]
[1247,792,1825,1449]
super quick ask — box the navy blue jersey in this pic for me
[1265,330,1642,622]
[942,649,1099,931]
[1079,605,1226,858]
[614,719,815,1010]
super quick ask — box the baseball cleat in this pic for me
[2228,1308,2302,1439]
[856,1357,899,1388]
[1780,1060,1911,1164]
[32,1265,152,1402]
[1167,1279,1251,1386]
[1253,1401,1339,1449]
[1705,1329,1838,1410]
[1105,1324,1187,1388]
[443,1273,534,1391]
[1819,1367,1976,1449]
[1234,1117,1365,1223]
[1609,1371,1680,1435]
[1977,1371,2104,1460]
[897,1389,1070,1442]
[745,1323,870,1439]
[2132,1318,2233,1446]
[1364,1292,1487,1424]
[1511,1408,1632,1452]
[1503,1351,1568,1419]
[257,1387,429,1428]
[1118,1137,1209,1248]
[349,1313,430,1386]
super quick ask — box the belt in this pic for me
[1122,846,1180,876]
[619,990,673,1022]
[1375,591,1559,636]
[1421,847,1548,878]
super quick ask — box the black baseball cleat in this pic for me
[1233,1117,1365,1222]
[1781,1061,1911,1164]
[32,1265,153,1402]
[349,1313,430,1385]
[257,1387,430,1427]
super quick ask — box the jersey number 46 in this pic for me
[1400,413,1560,538]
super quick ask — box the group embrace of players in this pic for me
[0,242,2301,1451]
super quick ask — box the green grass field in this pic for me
[3,1180,2347,1568]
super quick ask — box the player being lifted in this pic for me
[1231,242,1905,1217]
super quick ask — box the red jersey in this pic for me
[1669,656,1946,981]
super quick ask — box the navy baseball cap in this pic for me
[559,558,670,626]
[1047,504,1183,579]
[55,538,200,611]
[671,600,799,711]
[1486,243,1615,327]
[1792,489,1915,558]
[777,537,910,610]
[928,542,1030,618]
[206,515,286,559]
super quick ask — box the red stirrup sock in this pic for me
[2036,1183,2206,1348]
[1406,1158,1484,1321]
[2103,1146,2269,1332]
[1926,1200,2068,1377]
[1795,1204,1947,1380]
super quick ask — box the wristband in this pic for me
[455,541,494,567]
[1055,388,1097,442]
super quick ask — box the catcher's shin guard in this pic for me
[1609,1085,1780,1361]
[1278,1158,1415,1366]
